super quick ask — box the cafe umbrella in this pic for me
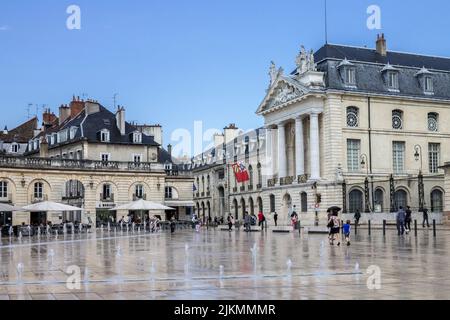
[0,203,23,212]
[22,201,84,212]
[110,199,175,222]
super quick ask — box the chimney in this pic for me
[42,109,58,129]
[116,106,126,135]
[376,33,387,57]
[39,136,49,158]
[213,133,224,148]
[69,96,85,118]
[167,144,172,158]
[59,105,71,124]
[224,124,240,144]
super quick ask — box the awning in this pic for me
[165,200,195,207]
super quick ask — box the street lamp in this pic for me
[360,154,369,176]
[414,145,425,212]
[414,145,423,173]
[360,154,371,213]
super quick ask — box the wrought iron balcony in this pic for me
[0,155,166,173]
[61,193,84,200]
[267,178,278,187]
[280,176,294,186]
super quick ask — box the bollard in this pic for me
[414,220,418,237]
[433,220,437,238]
[368,220,371,236]
[383,220,386,236]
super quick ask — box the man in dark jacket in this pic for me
[396,207,406,236]
[354,210,361,226]
[405,206,412,233]
[422,208,430,228]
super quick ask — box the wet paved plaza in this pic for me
[0,227,449,300]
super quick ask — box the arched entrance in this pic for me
[257,197,263,214]
[249,197,255,215]
[394,189,408,211]
[201,202,206,222]
[240,198,246,220]
[349,189,363,214]
[207,201,211,220]
[282,193,292,224]
[232,199,238,219]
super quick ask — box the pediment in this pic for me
[256,77,308,114]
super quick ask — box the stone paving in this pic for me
[0,227,449,300]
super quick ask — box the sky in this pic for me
[1,0,450,156]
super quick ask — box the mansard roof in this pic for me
[315,44,450,100]
[0,117,38,143]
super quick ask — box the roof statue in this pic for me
[296,45,317,75]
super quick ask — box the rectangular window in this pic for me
[347,139,361,172]
[345,68,356,85]
[133,154,142,163]
[101,154,110,162]
[425,76,434,93]
[102,184,111,199]
[34,183,43,199]
[135,185,143,198]
[388,72,399,89]
[393,141,405,174]
[429,143,440,173]
[165,187,173,199]
[0,181,8,198]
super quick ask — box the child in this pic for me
[343,220,351,246]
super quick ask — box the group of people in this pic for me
[396,206,431,235]
[327,208,351,246]
[225,211,267,232]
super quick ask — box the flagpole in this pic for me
[325,0,328,44]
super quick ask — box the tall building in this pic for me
[0,97,194,227]
[192,35,447,225]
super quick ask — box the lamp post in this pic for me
[414,145,425,212]
[360,154,371,213]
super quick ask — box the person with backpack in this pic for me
[327,211,341,246]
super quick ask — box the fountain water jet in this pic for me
[250,243,258,276]
[17,263,24,284]
[286,259,293,278]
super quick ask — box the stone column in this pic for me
[265,127,274,178]
[278,123,287,179]
[295,116,305,178]
[309,113,321,180]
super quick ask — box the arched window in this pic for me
[0,181,8,199]
[431,189,443,213]
[392,110,403,130]
[301,192,308,212]
[349,189,363,214]
[428,113,439,132]
[374,189,384,213]
[269,194,276,213]
[394,189,408,211]
[346,107,359,128]
[202,176,205,192]
[207,175,210,191]
[257,163,262,187]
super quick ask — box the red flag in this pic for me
[232,163,250,183]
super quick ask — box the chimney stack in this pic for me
[39,136,49,158]
[69,96,85,118]
[59,105,71,124]
[116,106,126,135]
[376,33,387,57]
[167,144,172,158]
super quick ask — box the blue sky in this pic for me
[1,0,450,155]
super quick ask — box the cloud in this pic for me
[0,25,11,31]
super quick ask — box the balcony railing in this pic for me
[298,174,310,184]
[280,176,294,186]
[61,193,84,200]
[100,193,114,202]
[0,155,165,173]
[267,178,278,188]
[133,194,147,201]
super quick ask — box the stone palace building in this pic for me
[191,35,450,226]
[0,98,194,227]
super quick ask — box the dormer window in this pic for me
[382,64,400,92]
[99,129,110,142]
[11,143,19,153]
[338,58,357,87]
[416,67,434,94]
[69,127,78,140]
[131,132,142,144]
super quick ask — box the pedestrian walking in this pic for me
[273,212,278,227]
[343,220,351,246]
[170,217,176,233]
[258,211,266,230]
[354,210,361,226]
[422,207,430,228]
[244,212,252,232]
[327,211,341,246]
[227,214,234,232]
[405,206,412,233]
[291,207,299,228]
[396,206,406,236]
